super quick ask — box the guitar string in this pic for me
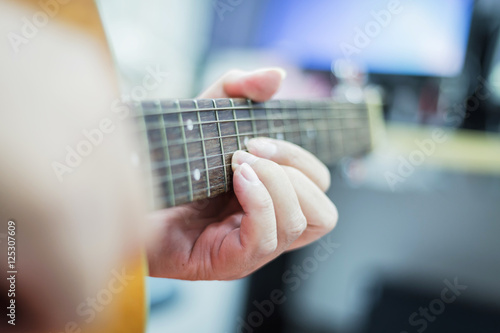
[147,118,370,183]
[138,102,370,203]
[146,121,369,152]
[140,108,368,135]
[139,113,368,132]
[148,125,370,169]
[155,146,372,200]
[136,100,363,115]
[132,102,365,117]
[151,133,371,183]
[141,109,368,146]
[147,114,369,160]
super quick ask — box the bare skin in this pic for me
[148,69,338,280]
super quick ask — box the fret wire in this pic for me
[335,105,346,156]
[231,99,242,150]
[157,102,175,207]
[278,101,287,141]
[321,103,333,163]
[296,102,311,151]
[248,99,257,141]
[292,102,306,147]
[176,100,194,202]
[278,100,295,143]
[326,103,336,161]
[298,111,308,149]
[313,102,325,159]
[214,99,228,193]
[296,101,313,154]
[309,102,319,155]
[265,106,275,139]
[281,101,298,143]
[195,100,211,198]
[326,106,336,163]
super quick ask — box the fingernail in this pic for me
[239,163,260,183]
[247,138,278,159]
[232,151,259,170]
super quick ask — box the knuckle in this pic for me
[280,141,304,166]
[255,158,285,176]
[256,236,278,257]
[286,211,307,241]
[283,165,301,178]
[255,194,274,212]
[287,148,302,166]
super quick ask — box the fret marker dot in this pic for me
[277,133,284,140]
[193,169,201,181]
[186,119,194,131]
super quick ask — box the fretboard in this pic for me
[133,98,372,208]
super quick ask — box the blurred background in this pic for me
[97,0,500,332]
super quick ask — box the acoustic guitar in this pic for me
[6,1,380,332]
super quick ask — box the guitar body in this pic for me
[1,1,148,332]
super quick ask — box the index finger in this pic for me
[246,137,331,192]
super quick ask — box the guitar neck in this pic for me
[133,98,372,208]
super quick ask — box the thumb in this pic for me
[198,68,286,102]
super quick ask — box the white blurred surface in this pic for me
[98,0,212,98]
[146,278,248,333]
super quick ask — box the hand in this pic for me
[147,68,338,280]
